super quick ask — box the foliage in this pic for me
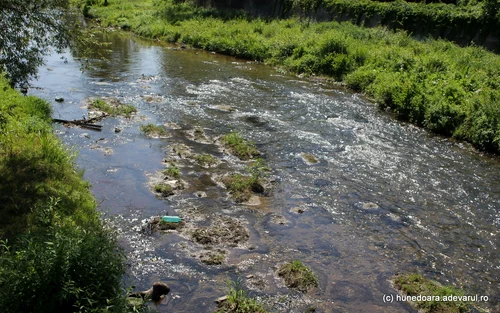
[87,0,500,154]
[277,260,319,292]
[0,76,131,313]
[215,279,268,313]
[393,273,473,313]
[0,0,71,86]
[140,123,168,137]
[221,132,260,160]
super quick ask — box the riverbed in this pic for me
[30,31,499,312]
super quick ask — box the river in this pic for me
[30,31,499,313]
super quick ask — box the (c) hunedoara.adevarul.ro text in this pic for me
[382,294,489,303]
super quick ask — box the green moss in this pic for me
[393,273,473,313]
[221,132,260,160]
[278,260,318,292]
[140,123,168,137]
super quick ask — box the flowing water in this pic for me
[30,32,499,312]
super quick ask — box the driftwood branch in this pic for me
[52,118,103,131]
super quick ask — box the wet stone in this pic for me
[313,179,332,188]
[290,207,306,214]
[301,152,319,165]
[270,213,290,225]
[362,202,379,211]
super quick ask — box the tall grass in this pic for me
[88,0,500,154]
[0,75,131,313]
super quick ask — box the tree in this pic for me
[0,0,72,87]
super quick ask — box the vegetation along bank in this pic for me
[86,0,500,155]
[0,75,135,312]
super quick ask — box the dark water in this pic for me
[30,32,499,312]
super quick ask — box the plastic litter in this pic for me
[161,216,182,223]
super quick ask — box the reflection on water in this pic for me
[30,32,499,312]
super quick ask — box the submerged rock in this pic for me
[128,281,170,303]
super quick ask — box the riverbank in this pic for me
[86,0,500,155]
[0,75,129,312]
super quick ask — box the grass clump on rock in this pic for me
[278,260,318,292]
[221,132,260,160]
[222,159,269,202]
[154,183,174,197]
[215,279,268,313]
[140,123,168,137]
[393,273,473,313]
[162,165,180,179]
[193,153,218,167]
[90,98,136,118]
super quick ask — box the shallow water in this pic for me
[30,31,499,312]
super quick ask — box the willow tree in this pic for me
[0,0,72,87]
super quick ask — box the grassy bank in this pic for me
[0,75,130,312]
[87,0,500,154]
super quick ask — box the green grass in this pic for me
[193,153,218,167]
[277,260,319,292]
[140,123,168,137]
[393,273,474,313]
[0,75,131,312]
[90,98,137,118]
[215,279,268,313]
[154,183,174,197]
[222,159,269,202]
[221,132,260,160]
[87,0,500,155]
[162,165,180,178]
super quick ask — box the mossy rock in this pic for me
[393,273,473,313]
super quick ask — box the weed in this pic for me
[193,153,218,167]
[278,260,318,292]
[140,123,168,137]
[393,273,473,313]
[216,279,268,313]
[221,132,260,160]
[222,159,269,202]
[162,166,180,179]
[90,98,136,117]
[154,183,174,197]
